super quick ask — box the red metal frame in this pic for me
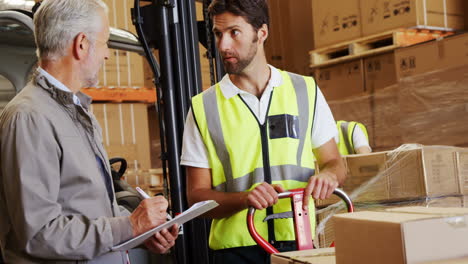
[247,188,354,254]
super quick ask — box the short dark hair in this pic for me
[208,0,269,31]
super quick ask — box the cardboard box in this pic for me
[333,207,468,264]
[314,37,448,99]
[438,33,468,70]
[99,50,145,87]
[286,0,315,75]
[265,0,314,75]
[91,103,152,170]
[360,0,465,37]
[317,146,461,206]
[330,46,468,157]
[421,257,468,264]
[314,59,365,101]
[98,0,145,88]
[457,151,468,195]
[125,168,163,187]
[271,248,335,264]
[385,205,468,214]
[364,52,398,91]
[316,195,466,248]
[313,0,362,48]
[265,0,286,70]
[395,39,441,79]
[372,33,468,80]
[348,146,461,202]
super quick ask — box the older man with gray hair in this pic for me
[0,0,178,263]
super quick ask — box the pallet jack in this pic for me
[247,188,354,254]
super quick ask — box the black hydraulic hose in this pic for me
[132,0,169,198]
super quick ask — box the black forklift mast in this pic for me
[132,0,224,263]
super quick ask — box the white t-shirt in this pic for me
[180,65,338,168]
[334,124,371,151]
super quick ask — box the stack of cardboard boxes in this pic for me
[99,0,146,88]
[313,144,468,247]
[331,207,468,264]
[267,0,468,151]
[85,0,164,193]
[274,200,468,263]
[90,103,164,193]
[264,0,316,76]
[274,206,468,264]
[313,1,468,152]
[312,0,465,100]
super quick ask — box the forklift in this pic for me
[130,1,222,263]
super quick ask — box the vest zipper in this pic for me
[238,89,276,243]
[260,124,272,184]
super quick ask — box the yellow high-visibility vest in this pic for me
[191,71,318,250]
[336,120,368,155]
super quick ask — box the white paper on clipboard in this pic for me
[112,200,218,251]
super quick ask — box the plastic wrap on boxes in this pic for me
[314,143,468,248]
[315,195,467,248]
[328,65,468,152]
[399,66,468,147]
[316,144,466,207]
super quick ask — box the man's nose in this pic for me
[217,34,233,53]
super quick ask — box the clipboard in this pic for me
[112,200,219,251]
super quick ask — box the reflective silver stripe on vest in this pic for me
[214,165,315,192]
[287,72,309,166]
[340,121,354,154]
[202,88,234,186]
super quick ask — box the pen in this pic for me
[135,187,151,199]
[135,187,172,220]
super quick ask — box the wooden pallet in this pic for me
[309,28,454,68]
[82,87,156,103]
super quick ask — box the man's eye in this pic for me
[214,31,222,38]
[232,30,240,36]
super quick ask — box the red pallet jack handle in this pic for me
[247,188,354,255]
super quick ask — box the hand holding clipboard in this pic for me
[112,197,218,251]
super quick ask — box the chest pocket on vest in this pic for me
[268,114,299,139]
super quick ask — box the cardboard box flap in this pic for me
[421,257,468,264]
[333,209,468,264]
[333,211,406,264]
[333,211,439,223]
[403,215,468,264]
[386,206,468,215]
[271,248,335,264]
[273,247,335,259]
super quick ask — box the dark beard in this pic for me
[223,56,252,74]
[222,34,258,75]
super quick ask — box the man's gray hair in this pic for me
[33,0,108,60]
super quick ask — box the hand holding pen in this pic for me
[130,187,178,254]
[136,187,172,220]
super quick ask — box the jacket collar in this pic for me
[34,69,92,110]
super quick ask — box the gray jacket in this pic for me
[0,72,134,263]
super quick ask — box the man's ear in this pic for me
[73,32,89,60]
[258,24,268,44]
